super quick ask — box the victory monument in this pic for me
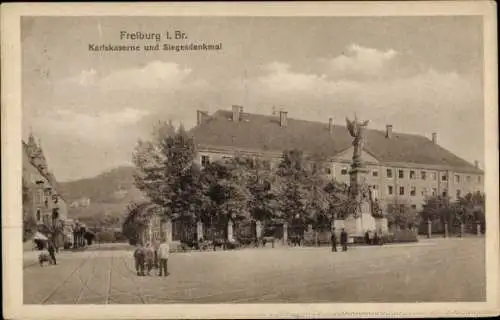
[342,116,388,238]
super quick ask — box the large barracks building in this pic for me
[191,106,484,213]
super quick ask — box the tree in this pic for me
[455,191,485,233]
[200,158,251,234]
[122,201,159,245]
[240,156,278,223]
[420,195,454,234]
[276,150,310,228]
[132,122,202,222]
[323,180,356,221]
[387,198,420,229]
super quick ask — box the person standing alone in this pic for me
[47,240,57,265]
[340,228,348,252]
[157,238,170,277]
[331,228,337,252]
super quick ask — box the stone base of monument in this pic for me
[336,215,389,242]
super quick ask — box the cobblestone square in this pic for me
[24,238,485,304]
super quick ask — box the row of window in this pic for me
[35,208,60,223]
[340,167,482,184]
[201,155,483,185]
[387,185,468,198]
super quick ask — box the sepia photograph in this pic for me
[2,2,498,319]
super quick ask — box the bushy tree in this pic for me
[241,157,278,223]
[276,150,310,226]
[122,201,158,245]
[133,122,202,222]
[387,198,420,229]
[323,180,356,221]
[200,158,251,230]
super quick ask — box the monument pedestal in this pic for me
[348,167,387,237]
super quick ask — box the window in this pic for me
[36,189,44,204]
[410,186,416,196]
[456,189,461,198]
[410,170,416,179]
[387,186,393,195]
[477,176,481,183]
[421,171,427,180]
[411,204,417,210]
[442,189,448,197]
[398,170,404,179]
[341,167,348,175]
[455,175,460,183]
[36,209,41,222]
[201,155,210,167]
[431,172,437,180]
[325,168,332,175]
[442,174,448,181]
[421,188,427,197]
[399,186,405,195]
[432,188,437,196]
[466,175,471,183]
[372,170,379,177]
[399,204,405,213]
[386,169,393,178]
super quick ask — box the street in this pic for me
[24,238,485,304]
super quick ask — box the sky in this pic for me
[22,16,485,182]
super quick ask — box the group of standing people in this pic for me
[133,239,170,277]
[330,228,349,252]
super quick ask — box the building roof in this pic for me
[22,141,67,201]
[190,110,483,174]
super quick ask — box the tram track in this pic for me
[73,255,99,304]
[39,252,94,304]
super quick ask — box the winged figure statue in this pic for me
[345,115,369,168]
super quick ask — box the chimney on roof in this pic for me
[386,125,393,138]
[329,117,334,134]
[432,132,437,144]
[279,110,288,128]
[196,110,208,126]
[232,105,242,122]
[474,160,479,168]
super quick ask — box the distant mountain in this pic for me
[58,166,146,221]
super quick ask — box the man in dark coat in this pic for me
[133,244,146,276]
[340,228,348,252]
[47,240,57,265]
[331,228,337,252]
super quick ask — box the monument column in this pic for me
[346,116,379,237]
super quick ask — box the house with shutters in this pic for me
[190,106,484,214]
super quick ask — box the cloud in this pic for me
[34,108,149,143]
[323,44,398,78]
[254,59,481,130]
[64,61,193,91]
[258,62,333,94]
